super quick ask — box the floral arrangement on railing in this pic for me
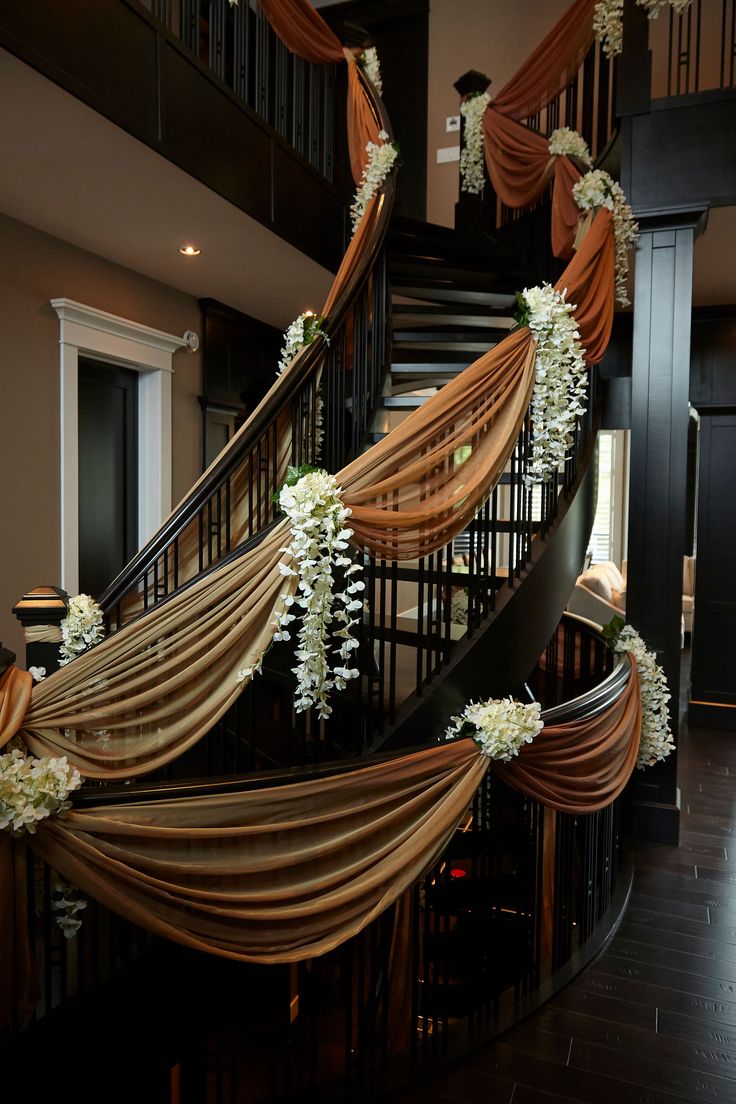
[594,0,693,59]
[548,126,593,167]
[572,169,639,306]
[351,130,398,233]
[59,594,105,666]
[445,696,543,761]
[604,616,675,768]
[51,873,87,939]
[516,284,588,484]
[0,748,82,835]
[276,311,329,377]
[274,467,363,718]
[459,91,491,195]
[358,46,383,95]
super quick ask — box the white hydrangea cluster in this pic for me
[572,169,639,306]
[360,47,383,95]
[59,594,105,667]
[0,749,82,835]
[613,624,675,769]
[548,127,593,167]
[459,91,491,195]
[445,697,543,762]
[350,130,398,233]
[51,873,88,939]
[595,0,692,58]
[275,470,364,718]
[522,284,588,485]
[276,311,328,378]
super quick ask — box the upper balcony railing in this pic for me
[141,0,336,180]
[648,0,736,99]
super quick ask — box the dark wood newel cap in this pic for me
[454,70,492,98]
[12,585,69,627]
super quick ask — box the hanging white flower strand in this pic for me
[605,619,675,769]
[359,47,383,95]
[276,311,329,377]
[51,873,88,940]
[548,127,593,167]
[0,749,82,835]
[459,91,491,195]
[445,697,543,762]
[274,469,364,718]
[594,0,692,59]
[572,169,638,306]
[59,594,105,666]
[351,130,398,233]
[520,284,588,485]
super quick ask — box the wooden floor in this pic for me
[393,664,736,1104]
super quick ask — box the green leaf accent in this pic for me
[513,291,530,329]
[302,314,330,347]
[271,464,323,507]
[601,614,626,650]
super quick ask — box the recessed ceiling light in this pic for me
[179,245,201,256]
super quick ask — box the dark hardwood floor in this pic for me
[392,651,736,1103]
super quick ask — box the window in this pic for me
[589,430,629,565]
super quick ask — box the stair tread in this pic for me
[391,284,516,307]
[390,362,471,373]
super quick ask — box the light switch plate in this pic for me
[446,115,461,133]
[436,145,460,164]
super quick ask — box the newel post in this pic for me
[453,69,491,236]
[12,586,69,677]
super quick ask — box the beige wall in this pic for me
[427,0,569,227]
[0,212,201,660]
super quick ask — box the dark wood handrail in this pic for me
[99,65,395,616]
[73,618,629,807]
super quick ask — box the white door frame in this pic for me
[51,298,188,595]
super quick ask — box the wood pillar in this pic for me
[625,207,707,843]
[12,586,69,677]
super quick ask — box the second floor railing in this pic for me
[649,0,736,98]
[142,0,336,180]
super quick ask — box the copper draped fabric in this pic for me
[347,56,382,184]
[22,523,293,777]
[482,108,584,260]
[31,741,489,963]
[496,660,642,812]
[493,0,598,121]
[0,666,32,749]
[340,208,615,560]
[256,0,344,63]
[27,667,640,965]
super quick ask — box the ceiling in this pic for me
[0,49,334,329]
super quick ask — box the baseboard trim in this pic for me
[624,790,681,844]
[689,700,736,731]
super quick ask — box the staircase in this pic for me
[369,218,530,445]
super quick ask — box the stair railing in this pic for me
[99,68,395,630]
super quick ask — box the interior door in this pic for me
[78,358,138,598]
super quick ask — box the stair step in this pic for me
[390,361,471,374]
[393,340,494,354]
[391,284,516,308]
[392,328,501,344]
[379,395,433,409]
[392,305,516,328]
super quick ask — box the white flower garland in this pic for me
[610,622,675,769]
[572,169,638,306]
[350,130,398,233]
[276,311,329,378]
[459,91,491,195]
[360,47,383,95]
[59,594,105,666]
[51,873,87,940]
[548,127,593,167]
[445,697,543,762]
[595,0,692,58]
[0,749,82,835]
[29,666,46,683]
[520,284,588,485]
[274,469,363,719]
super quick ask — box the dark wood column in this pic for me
[625,207,707,843]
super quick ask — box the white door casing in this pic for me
[51,298,188,595]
